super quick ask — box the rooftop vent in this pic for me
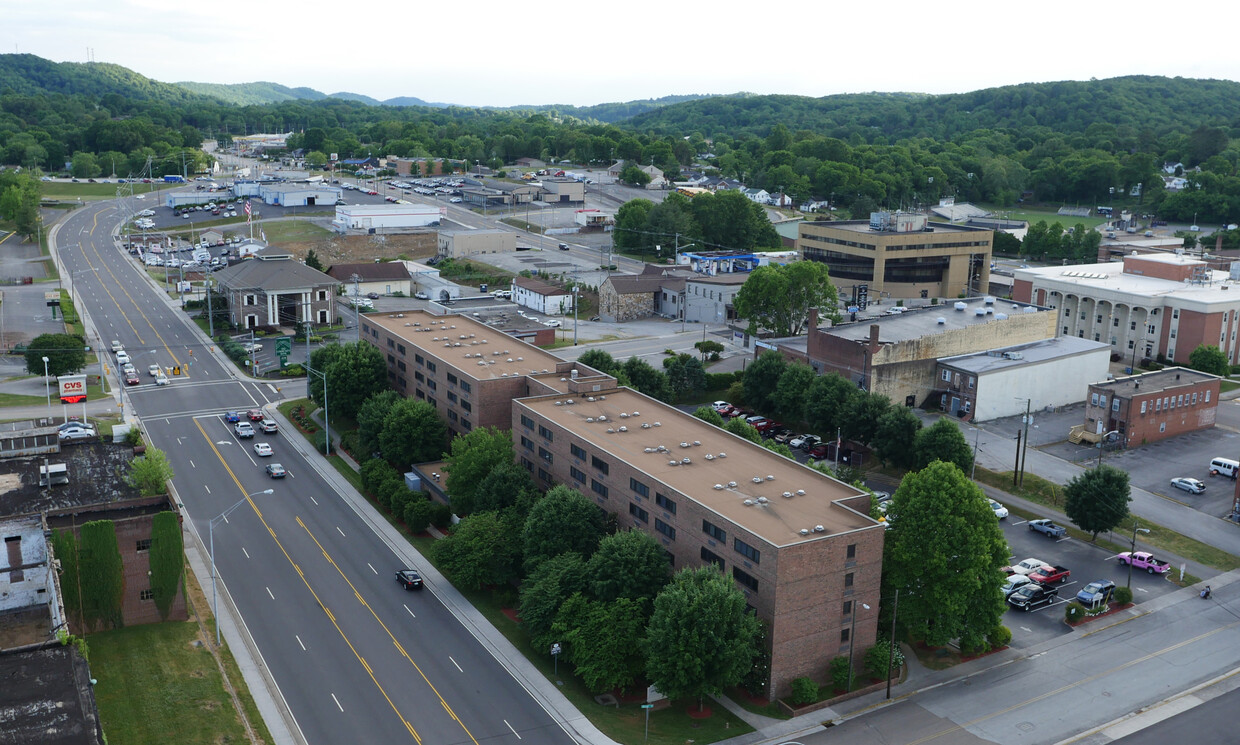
[796,489,806,496]
[782,491,792,498]
[641,423,651,429]
[620,413,629,418]
[744,499,754,506]
[756,497,769,504]
[937,317,947,324]
[752,477,763,483]
[766,475,775,481]
[800,528,810,536]
[693,440,701,446]
[653,422,662,427]
[669,460,679,466]
[814,525,826,533]
[680,442,691,448]
[718,452,727,458]
[681,457,690,464]
[619,426,627,432]
[728,481,738,488]
[984,295,996,304]
[586,417,594,422]
[714,484,724,490]
[954,301,968,311]
[644,448,654,453]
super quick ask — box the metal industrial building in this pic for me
[332,204,443,233]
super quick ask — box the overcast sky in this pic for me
[6,0,1239,108]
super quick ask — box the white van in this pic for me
[1209,457,1239,479]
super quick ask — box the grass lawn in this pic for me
[1220,379,1240,394]
[261,219,331,244]
[43,182,173,201]
[0,391,49,407]
[89,621,251,745]
[979,205,1108,232]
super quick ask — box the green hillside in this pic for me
[0,54,204,103]
[174,80,330,105]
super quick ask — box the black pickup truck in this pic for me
[1008,583,1059,611]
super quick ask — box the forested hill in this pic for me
[175,80,334,106]
[627,77,1240,139]
[0,54,207,104]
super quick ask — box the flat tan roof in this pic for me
[519,388,877,547]
[364,310,565,381]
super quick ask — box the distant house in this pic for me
[327,262,413,297]
[702,176,744,191]
[213,247,340,328]
[511,276,575,316]
[1163,161,1184,175]
[340,156,381,169]
[515,157,546,168]
[598,264,695,322]
[1163,176,1189,191]
[639,165,668,190]
[743,188,771,205]
[607,160,627,176]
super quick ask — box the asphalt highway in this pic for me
[53,198,577,745]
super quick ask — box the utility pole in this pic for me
[1019,398,1032,486]
[1012,430,1021,487]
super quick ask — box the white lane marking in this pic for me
[203,485,210,494]
[266,587,275,600]
[222,514,230,524]
[336,526,346,538]
[331,693,343,712]
[367,563,377,575]
[242,547,249,559]
[450,656,462,673]
[504,720,521,739]
[189,459,195,468]
[296,635,306,651]
[309,496,318,505]
[404,605,415,618]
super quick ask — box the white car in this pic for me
[122,364,137,376]
[989,499,1009,519]
[154,374,169,386]
[1001,574,1034,599]
[111,340,124,352]
[115,351,130,365]
[543,320,562,328]
[1170,477,1206,494]
[253,442,273,457]
[1009,557,1049,576]
[148,364,162,377]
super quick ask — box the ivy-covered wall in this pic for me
[149,511,183,620]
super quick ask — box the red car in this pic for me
[247,409,265,421]
[124,373,141,386]
[808,443,829,459]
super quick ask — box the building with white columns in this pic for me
[213,247,340,329]
[1013,252,1240,367]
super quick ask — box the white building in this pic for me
[683,273,747,325]
[332,204,443,232]
[258,183,340,207]
[511,276,575,316]
[935,337,1111,421]
[438,229,516,259]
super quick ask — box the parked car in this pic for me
[1116,551,1172,574]
[790,434,818,450]
[253,442,273,457]
[1010,557,1050,576]
[1008,583,1059,611]
[807,443,830,459]
[395,569,423,590]
[110,340,123,352]
[265,463,286,479]
[1170,477,1206,494]
[58,425,97,443]
[1076,579,1117,607]
[1001,574,1035,599]
[1028,518,1067,538]
[414,292,429,300]
[988,499,1009,519]
[1027,564,1071,585]
[260,419,279,434]
[710,401,730,412]
[543,320,562,328]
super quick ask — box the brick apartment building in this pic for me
[513,388,885,699]
[363,311,887,698]
[1083,367,1220,447]
[1014,252,1240,367]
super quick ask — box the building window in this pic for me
[1148,325,1156,335]
[703,520,727,542]
[538,447,553,464]
[415,354,424,365]
[1096,315,1103,323]
[1173,308,1179,319]
[447,391,457,403]
[387,338,395,348]
[570,466,586,483]
[398,361,407,372]
[591,456,609,475]
[1112,398,1120,412]
[448,373,457,385]
[521,414,535,429]
[734,538,761,564]
[844,572,854,588]
[655,493,677,514]
[592,480,609,498]
[841,627,851,643]
[461,381,471,393]
[629,478,650,498]
[522,458,534,472]
[654,519,676,540]
[571,443,587,460]
[539,425,554,441]
[843,600,853,615]
[732,567,759,593]
[415,371,425,383]
[941,369,951,382]
[1130,321,1137,331]
[140,589,155,601]
[520,436,534,450]
[1099,395,1106,408]
[629,502,648,522]
[461,419,471,431]
[245,294,256,305]
[1141,401,1147,414]
[461,401,471,413]
[427,380,437,391]
[1113,318,1119,327]
[701,547,725,569]
[1160,422,1166,433]
[398,344,406,355]
[448,410,458,422]
[1206,390,1212,403]
[538,468,551,483]
[846,543,856,560]
[1192,392,1198,405]
[427,362,437,373]
[1091,393,1099,406]
[136,538,152,552]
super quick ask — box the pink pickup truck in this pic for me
[1117,551,1172,574]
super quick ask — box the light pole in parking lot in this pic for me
[41,356,52,419]
[1095,429,1121,469]
[1127,522,1151,589]
[210,489,274,645]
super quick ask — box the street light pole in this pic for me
[846,601,870,691]
[1127,522,1150,589]
[210,489,274,645]
[42,356,51,419]
[885,590,899,699]
[970,427,980,479]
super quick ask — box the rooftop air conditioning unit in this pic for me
[757,497,769,504]
[782,491,792,498]
[984,296,996,304]
[641,423,651,429]
[752,477,763,483]
[814,525,825,532]
[718,452,727,458]
[680,442,691,448]
[954,301,968,311]
[705,454,715,460]
[714,484,724,490]
[620,413,629,418]
[619,426,627,432]
[653,422,662,427]
[766,475,775,481]
[644,448,654,453]
[800,529,810,535]
[669,460,679,466]
[796,489,805,496]
[681,457,690,464]
[743,499,754,506]
[586,417,594,422]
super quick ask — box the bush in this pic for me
[337,430,359,457]
[1064,602,1087,624]
[789,677,818,706]
[986,625,1012,648]
[360,459,397,494]
[864,639,905,679]
[1112,586,1133,605]
[705,371,739,390]
[124,427,143,447]
[428,501,453,529]
[829,656,851,690]
[311,429,334,454]
[384,482,412,516]
[725,380,745,407]
[404,497,433,533]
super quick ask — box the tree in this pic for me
[378,398,448,468]
[643,567,763,707]
[355,391,403,459]
[614,199,654,251]
[913,418,974,474]
[577,349,620,375]
[25,333,87,377]
[881,461,1009,649]
[805,373,859,436]
[694,340,724,360]
[841,391,890,446]
[305,249,324,272]
[444,427,514,515]
[872,407,923,469]
[619,164,652,187]
[434,511,523,589]
[742,351,786,414]
[1188,344,1230,377]
[663,354,705,399]
[733,262,840,337]
[519,552,588,648]
[309,342,387,421]
[621,357,671,401]
[587,530,671,603]
[693,406,725,427]
[724,417,761,443]
[126,448,174,496]
[554,594,648,694]
[1064,465,1131,540]
[472,461,539,516]
[522,485,606,572]
[773,363,815,421]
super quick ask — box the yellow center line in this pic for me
[78,203,185,370]
[69,209,147,344]
[191,420,421,743]
[902,618,1240,745]
[295,517,482,745]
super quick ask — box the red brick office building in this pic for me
[1084,367,1220,447]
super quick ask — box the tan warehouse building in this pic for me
[798,212,993,300]
[360,310,886,699]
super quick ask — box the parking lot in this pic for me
[997,513,1189,648]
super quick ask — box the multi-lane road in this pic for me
[53,199,578,744]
